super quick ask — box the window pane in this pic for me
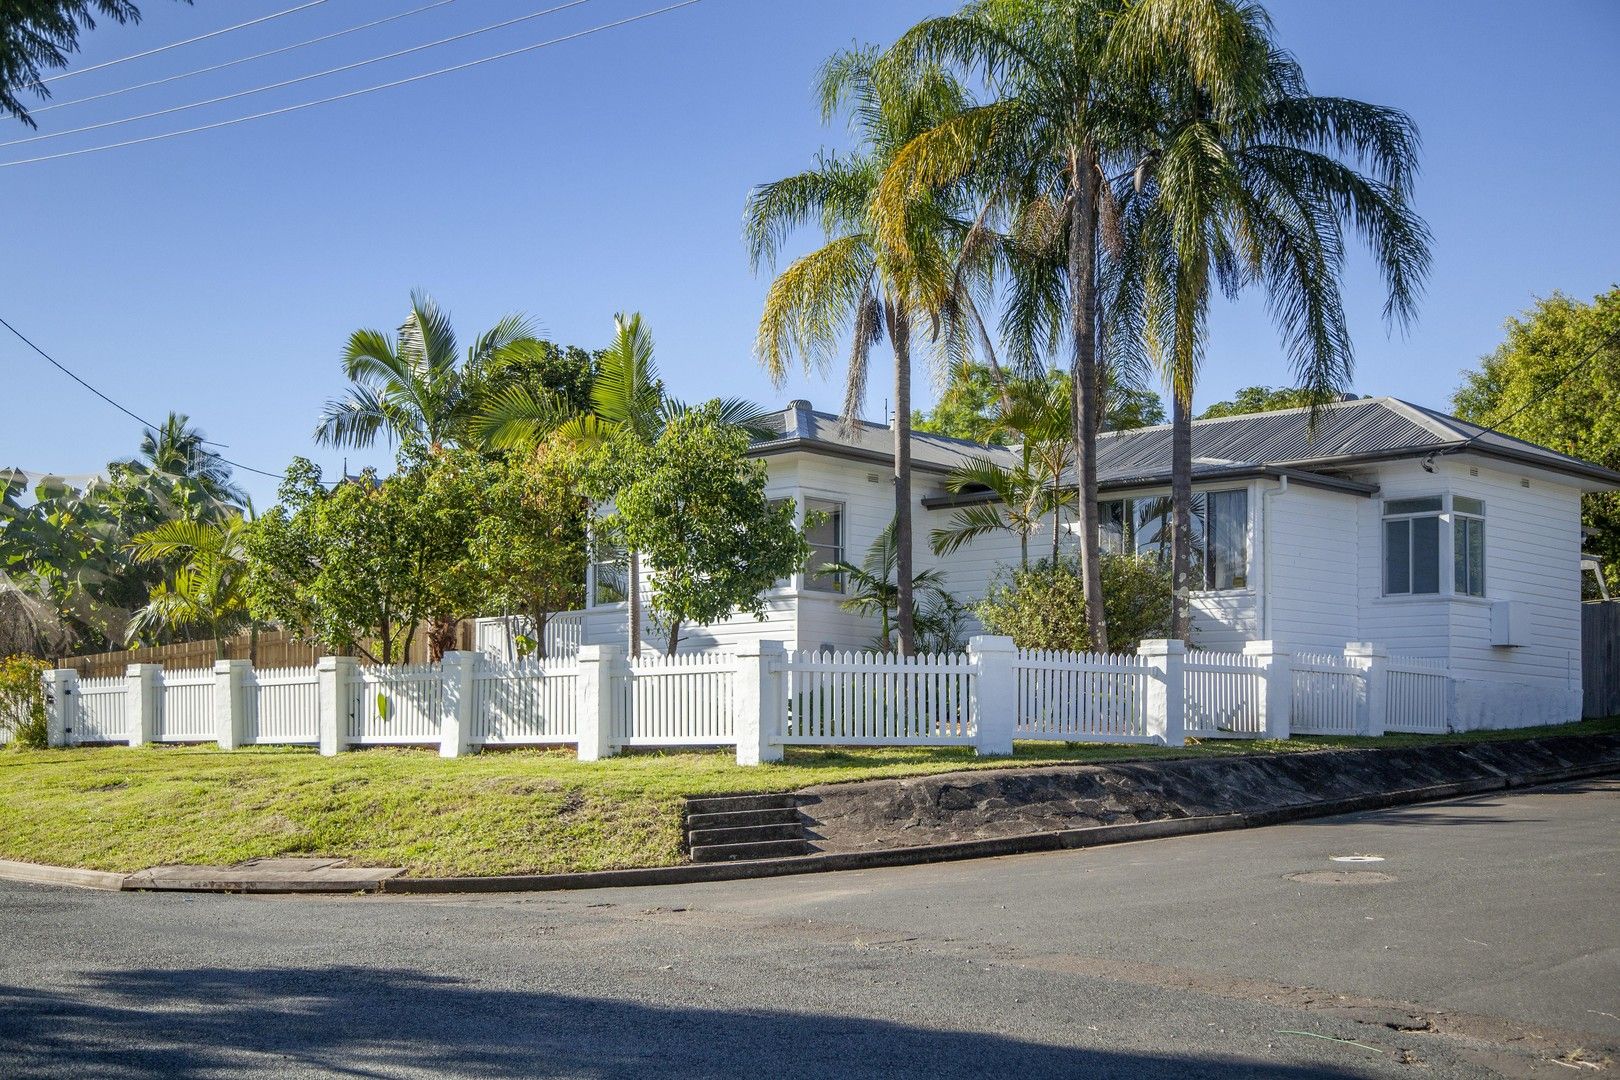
[1097,500,1128,555]
[804,499,844,593]
[1467,518,1485,596]
[1412,515,1440,593]
[1386,497,1443,516]
[1384,519,1410,594]
[1453,496,1484,517]
[592,559,627,605]
[1133,497,1172,561]
[1205,489,1248,590]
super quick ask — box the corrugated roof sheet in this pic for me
[750,396,1620,490]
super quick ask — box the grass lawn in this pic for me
[0,717,1614,878]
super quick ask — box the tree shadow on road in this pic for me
[0,964,1372,1079]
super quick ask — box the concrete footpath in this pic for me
[1,732,1616,895]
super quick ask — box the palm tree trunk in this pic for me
[1068,148,1109,652]
[891,312,916,658]
[1170,389,1194,640]
[628,550,643,657]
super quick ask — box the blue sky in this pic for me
[2,0,1617,507]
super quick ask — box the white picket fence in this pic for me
[42,637,1459,764]
[1012,649,1152,742]
[474,612,585,663]
[1184,651,1268,738]
[615,653,735,747]
[781,650,976,746]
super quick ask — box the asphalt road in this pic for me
[1,778,1616,1079]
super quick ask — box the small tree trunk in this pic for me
[1068,148,1109,652]
[628,550,644,657]
[427,616,457,662]
[665,617,682,657]
[1170,389,1194,640]
[533,607,549,660]
[891,307,917,658]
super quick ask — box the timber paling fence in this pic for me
[40,637,1455,765]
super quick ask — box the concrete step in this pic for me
[689,822,804,847]
[685,793,796,816]
[689,837,812,863]
[686,807,801,831]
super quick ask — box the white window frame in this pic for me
[802,495,846,594]
[1452,495,1486,598]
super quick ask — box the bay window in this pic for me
[1382,495,1484,598]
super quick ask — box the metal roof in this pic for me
[752,396,1620,492]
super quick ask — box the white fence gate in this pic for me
[347,663,444,745]
[71,675,127,744]
[1012,649,1153,742]
[1184,651,1268,738]
[1291,651,1364,736]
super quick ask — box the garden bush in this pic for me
[975,554,1172,653]
[0,656,49,750]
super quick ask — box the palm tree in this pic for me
[876,0,1147,651]
[824,521,958,654]
[480,313,764,656]
[125,513,254,659]
[1110,1,1429,634]
[931,375,1076,566]
[747,46,983,657]
[315,290,544,452]
[130,412,248,520]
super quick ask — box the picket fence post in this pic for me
[317,656,355,757]
[734,640,786,766]
[575,644,621,762]
[439,651,478,759]
[967,635,1017,756]
[42,669,76,748]
[125,663,160,747]
[1241,640,1292,740]
[213,659,250,750]
[1137,639,1186,747]
[1345,642,1388,737]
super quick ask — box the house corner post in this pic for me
[575,644,620,762]
[125,664,160,747]
[1138,640,1187,747]
[967,635,1017,756]
[439,651,477,759]
[317,656,354,757]
[42,669,76,748]
[734,640,785,766]
[213,659,250,750]
[1345,642,1388,737]
[1242,640,1292,740]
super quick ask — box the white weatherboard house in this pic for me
[501,396,1618,730]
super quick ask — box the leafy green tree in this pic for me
[0,656,50,749]
[914,361,1166,441]
[1110,0,1429,635]
[470,443,589,659]
[824,520,959,654]
[468,339,597,416]
[1198,386,1328,420]
[747,46,986,657]
[588,404,806,655]
[315,290,546,452]
[1453,288,1620,592]
[0,1,177,127]
[976,553,1171,652]
[126,513,254,658]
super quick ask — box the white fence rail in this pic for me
[1013,649,1153,742]
[43,637,1458,764]
[781,650,976,746]
[246,665,320,745]
[1184,651,1268,738]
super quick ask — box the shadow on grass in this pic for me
[0,965,1366,1080]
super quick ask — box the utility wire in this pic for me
[39,0,332,85]
[33,0,461,116]
[1423,323,1620,470]
[0,0,704,168]
[3,0,597,148]
[0,312,305,483]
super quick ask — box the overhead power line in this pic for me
[0,312,301,483]
[3,0,598,148]
[38,0,332,85]
[33,0,462,116]
[0,0,705,169]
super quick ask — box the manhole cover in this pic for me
[1331,854,1385,863]
[1287,870,1397,886]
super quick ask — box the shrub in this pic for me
[0,655,50,750]
[975,554,1173,653]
